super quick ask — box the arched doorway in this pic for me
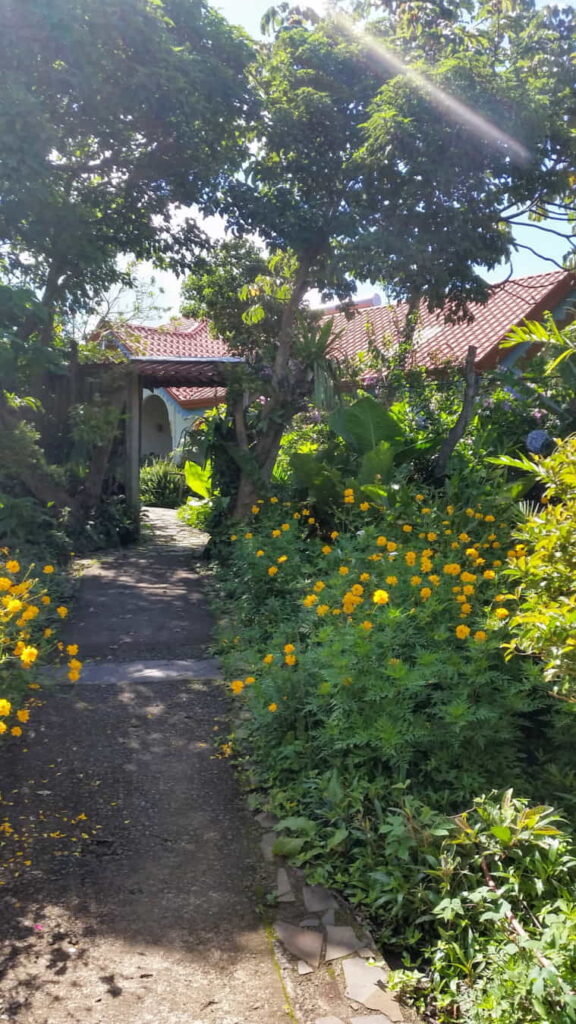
[141,393,173,462]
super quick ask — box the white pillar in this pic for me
[125,371,141,522]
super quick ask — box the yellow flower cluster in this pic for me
[0,552,82,739]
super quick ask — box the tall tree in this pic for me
[195,0,574,515]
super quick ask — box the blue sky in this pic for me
[135,0,574,320]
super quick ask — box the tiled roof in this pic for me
[114,318,230,360]
[112,271,575,406]
[166,385,227,407]
[327,271,576,371]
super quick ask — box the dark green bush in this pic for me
[139,458,187,508]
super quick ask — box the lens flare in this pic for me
[332,13,530,165]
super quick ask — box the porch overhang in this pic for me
[129,355,243,389]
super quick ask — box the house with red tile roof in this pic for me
[106,270,576,460]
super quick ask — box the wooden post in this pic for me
[125,370,141,528]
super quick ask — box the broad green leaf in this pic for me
[184,459,212,499]
[328,397,405,454]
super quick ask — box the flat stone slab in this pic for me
[314,1018,346,1024]
[343,958,403,1018]
[352,1017,395,1024]
[276,867,296,902]
[303,884,337,912]
[298,960,314,975]
[275,921,323,968]
[261,832,277,862]
[325,924,365,961]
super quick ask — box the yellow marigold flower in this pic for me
[410,575,422,586]
[284,643,295,653]
[313,581,326,592]
[332,608,341,615]
[420,587,432,600]
[10,726,22,737]
[245,676,255,685]
[343,496,354,504]
[484,514,495,522]
[263,654,274,665]
[339,566,349,575]
[458,533,471,543]
[495,607,509,619]
[443,563,461,576]
[343,488,354,496]
[56,606,68,618]
[465,507,475,517]
[16,709,29,723]
[22,606,39,621]
[251,505,260,514]
[20,645,38,667]
[360,502,370,511]
[463,585,475,596]
[421,507,431,514]
[270,496,278,503]
[405,551,417,566]
[373,589,390,605]
[465,548,479,559]
[268,566,278,576]
[368,553,382,561]
[428,575,440,585]
[41,595,50,605]
[293,512,301,519]
[386,541,397,552]
[445,530,452,536]
[492,541,501,548]
[303,594,318,607]
[5,560,20,573]
[402,524,413,533]
[460,603,472,615]
[43,627,53,638]
[0,577,11,591]
[360,620,373,631]
[322,545,332,554]
[272,529,281,538]
[376,536,387,547]
[230,534,238,541]
[256,549,265,557]
[5,598,22,614]
[68,670,80,683]
[360,572,370,581]
[456,624,471,639]
[330,531,339,540]
[446,505,455,514]
[416,494,425,501]
[268,703,278,712]
[351,584,364,596]
[455,594,466,604]
[0,722,6,735]
[385,575,398,586]
[245,532,253,539]
[284,654,297,666]
[68,658,82,671]
[451,541,460,549]
[492,561,502,568]
[0,699,12,717]
[277,555,288,564]
[66,644,79,656]
[460,572,477,583]
[474,630,487,642]
[426,532,437,542]
[487,533,496,541]
[230,679,245,694]
[420,558,433,573]
[483,570,496,580]
[281,523,290,531]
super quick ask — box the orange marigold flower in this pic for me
[360,620,373,631]
[339,566,349,575]
[268,566,278,576]
[359,502,370,511]
[16,709,30,723]
[56,606,68,618]
[268,703,278,712]
[483,570,496,580]
[386,541,397,552]
[420,587,432,600]
[376,536,387,547]
[313,581,326,592]
[473,631,487,642]
[283,643,295,653]
[405,551,417,566]
[5,560,20,573]
[360,573,370,582]
[495,607,509,619]
[10,726,22,737]
[284,654,297,666]
[455,624,471,639]
[42,565,55,574]
[428,575,440,585]
[410,575,422,586]
[402,524,413,533]
[351,584,364,596]
[385,575,398,586]
[322,545,332,554]
[443,563,461,576]
[303,594,318,607]
[263,654,274,665]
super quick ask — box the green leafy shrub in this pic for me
[139,458,187,508]
[501,436,576,699]
[213,485,576,1021]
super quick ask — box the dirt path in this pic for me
[0,509,291,1024]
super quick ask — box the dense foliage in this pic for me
[211,413,576,1021]
[140,459,188,509]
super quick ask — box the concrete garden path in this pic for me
[0,508,292,1024]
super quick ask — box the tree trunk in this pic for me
[432,345,479,482]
